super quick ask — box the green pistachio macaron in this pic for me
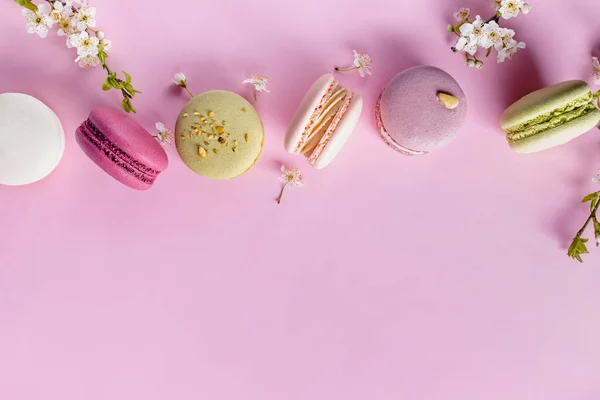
[175,90,264,179]
[500,80,600,153]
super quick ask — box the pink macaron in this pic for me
[76,108,168,190]
[285,74,363,169]
[375,66,467,155]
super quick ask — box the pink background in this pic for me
[2,0,600,398]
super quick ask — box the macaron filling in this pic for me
[293,80,355,164]
[375,93,426,156]
[78,119,160,184]
[506,92,597,143]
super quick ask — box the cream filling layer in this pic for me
[506,103,597,143]
[293,82,338,154]
[300,87,349,156]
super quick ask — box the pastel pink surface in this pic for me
[76,108,168,190]
[2,1,600,400]
[377,65,467,153]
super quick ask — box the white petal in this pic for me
[459,23,474,36]
[455,37,467,50]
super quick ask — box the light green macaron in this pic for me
[500,80,600,153]
[175,90,264,180]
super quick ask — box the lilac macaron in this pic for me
[76,108,168,190]
[375,66,467,155]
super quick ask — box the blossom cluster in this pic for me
[448,1,531,69]
[593,57,600,84]
[16,0,139,113]
[22,1,110,68]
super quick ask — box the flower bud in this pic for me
[447,24,454,32]
[467,59,476,68]
[96,31,105,40]
[475,60,484,69]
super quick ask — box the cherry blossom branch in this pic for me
[447,1,531,69]
[568,191,600,262]
[14,0,140,113]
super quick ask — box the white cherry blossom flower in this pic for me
[75,54,100,68]
[100,38,112,51]
[500,28,516,48]
[497,41,526,63]
[352,50,373,77]
[455,36,478,56]
[243,75,270,101]
[277,165,304,204]
[22,4,53,38]
[75,4,96,31]
[592,57,600,84]
[335,50,373,78]
[459,15,485,45]
[593,170,600,185]
[173,73,187,87]
[279,165,303,187]
[520,3,532,14]
[52,1,74,23]
[56,16,77,37]
[453,7,470,22]
[480,21,503,50]
[242,75,270,92]
[69,31,99,56]
[154,122,173,145]
[498,0,531,20]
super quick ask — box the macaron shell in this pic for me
[0,93,65,186]
[378,66,467,153]
[500,80,592,131]
[285,74,336,153]
[87,108,168,173]
[508,108,600,153]
[75,126,152,190]
[312,94,363,169]
[175,91,264,180]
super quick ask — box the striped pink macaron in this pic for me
[376,66,467,155]
[76,108,168,190]
[285,74,363,169]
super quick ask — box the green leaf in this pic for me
[121,98,136,114]
[121,98,131,113]
[101,78,112,91]
[98,50,108,65]
[582,192,599,203]
[124,83,135,96]
[109,77,123,89]
[14,0,37,11]
[122,71,132,84]
[486,48,492,58]
[567,236,589,263]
